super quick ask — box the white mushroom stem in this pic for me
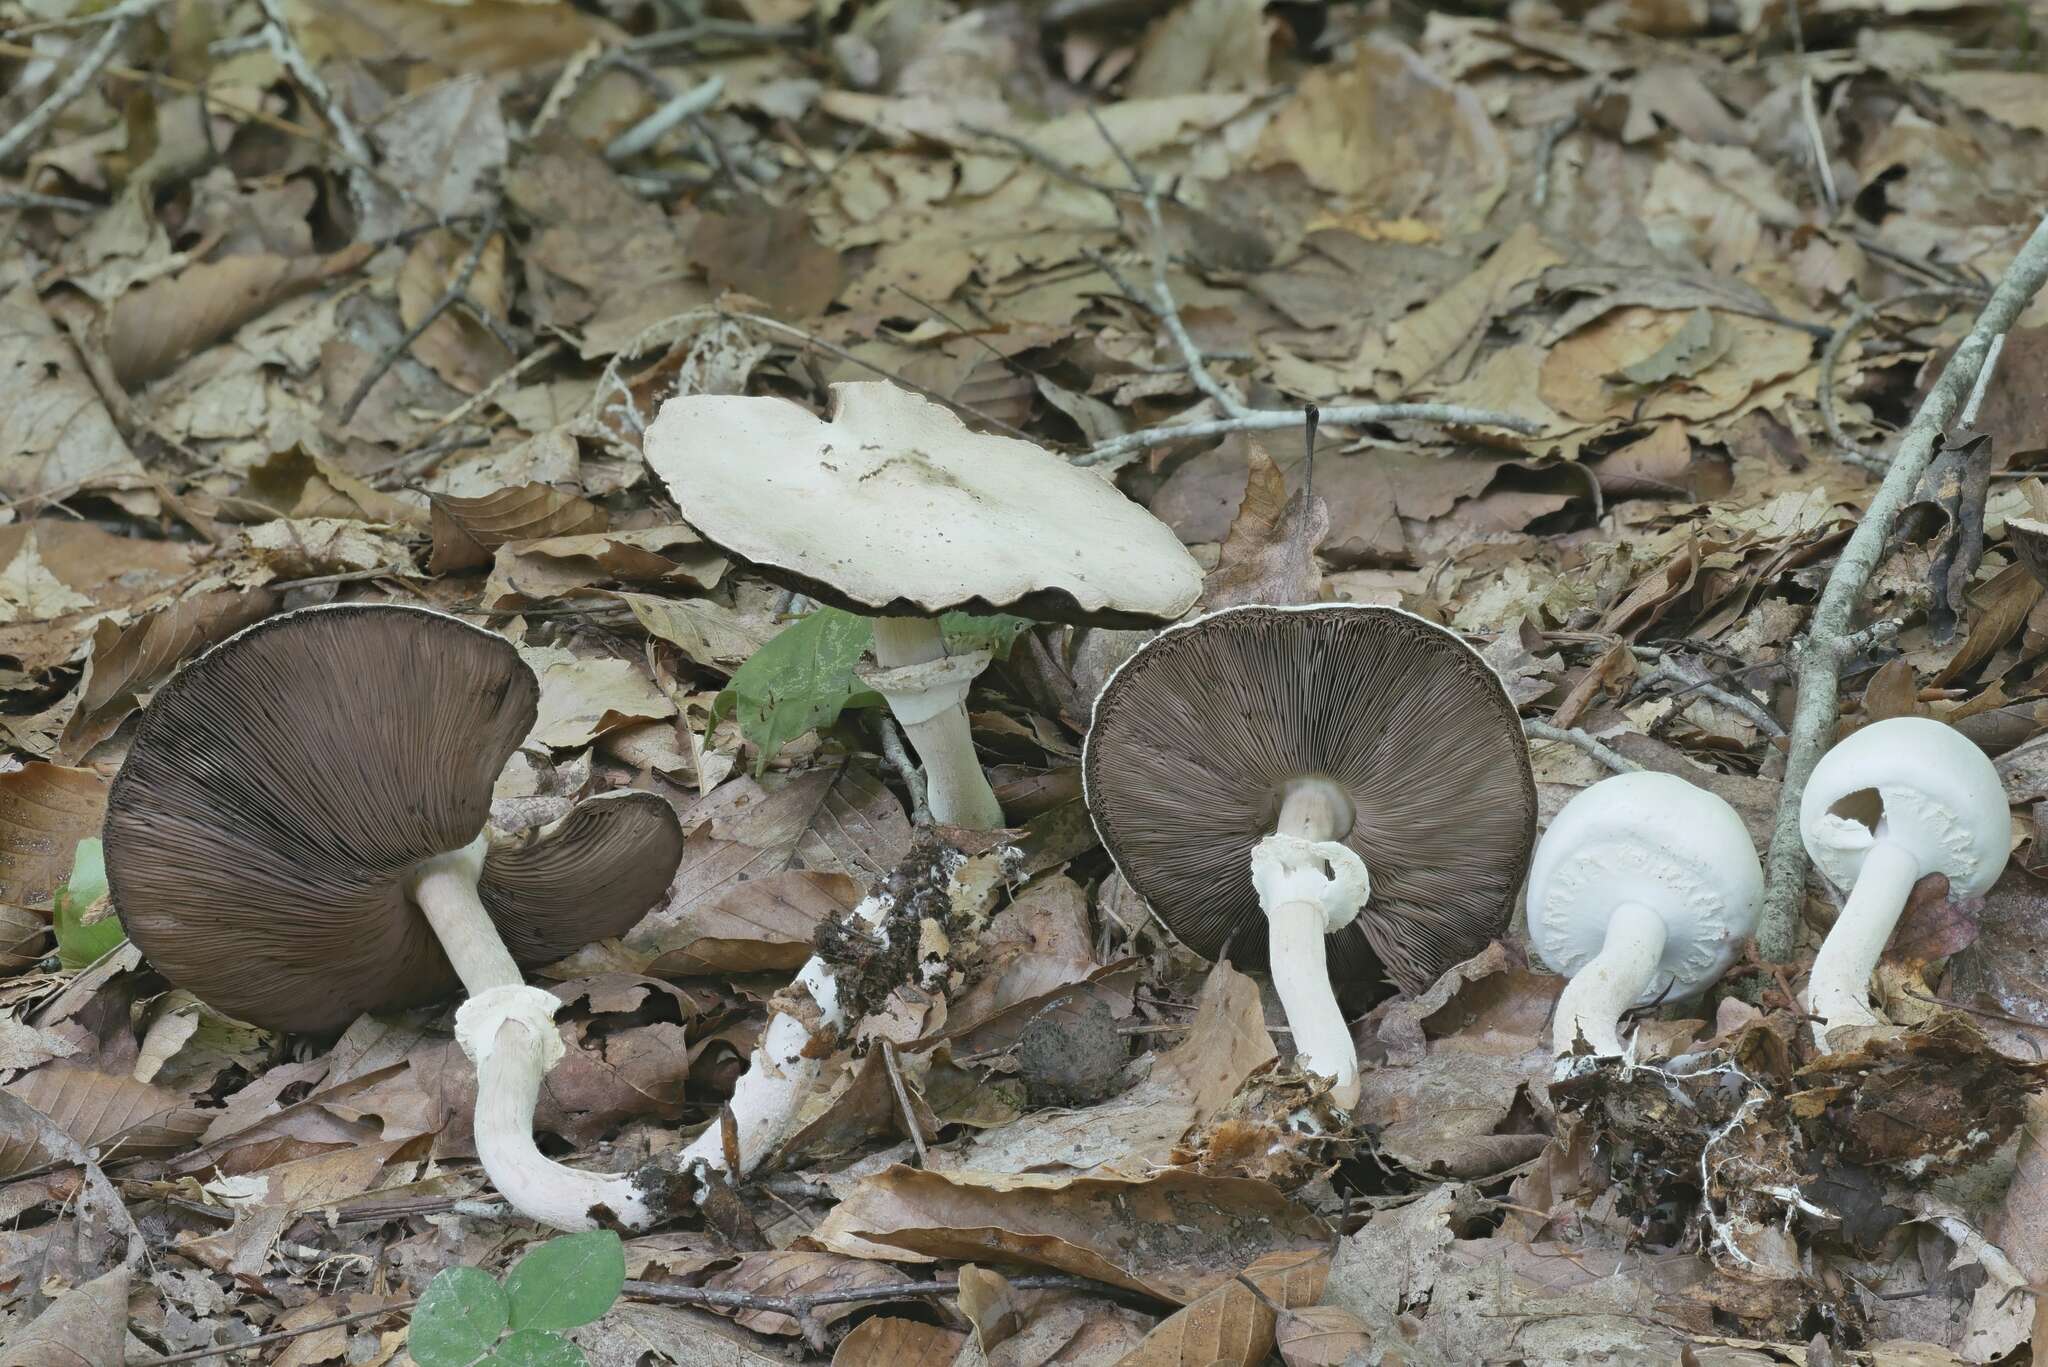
[409,835,654,1231]
[1550,901,1668,1057]
[1250,781,1368,1110]
[679,893,888,1184]
[1807,839,1920,1047]
[869,616,1002,830]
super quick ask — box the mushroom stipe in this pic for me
[104,603,685,1231]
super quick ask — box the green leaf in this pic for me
[941,612,1032,657]
[721,607,874,770]
[410,1267,509,1367]
[503,1231,625,1332]
[54,838,124,971]
[486,1329,588,1367]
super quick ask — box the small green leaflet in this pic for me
[720,608,1032,770]
[407,1232,623,1367]
[54,838,124,971]
[503,1230,625,1331]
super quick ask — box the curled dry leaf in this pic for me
[811,1167,1330,1304]
[1113,1249,1329,1367]
[107,246,372,388]
[3,1064,207,1166]
[0,762,108,909]
[1197,444,1328,612]
[57,589,279,760]
[481,527,729,609]
[428,483,608,575]
[1,1263,130,1367]
[830,1316,967,1367]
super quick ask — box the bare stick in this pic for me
[340,214,499,423]
[1757,210,2048,961]
[1817,286,1985,465]
[1079,404,1542,466]
[252,0,371,165]
[880,1040,928,1166]
[0,188,99,213]
[1637,653,1787,738]
[1524,718,1639,774]
[877,716,930,825]
[620,1273,1146,1315]
[604,75,724,163]
[129,1301,418,1365]
[0,10,144,168]
[1959,332,2007,431]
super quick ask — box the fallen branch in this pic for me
[1523,718,1639,774]
[0,7,149,168]
[621,1273,1143,1316]
[128,1301,418,1365]
[1757,211,2048,961]
[340,212,500,423]
[252,0,371,165]
[1816,286,1984,466]
[1078,404,1544,466]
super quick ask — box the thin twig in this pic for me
[128,1301,418,1365]
[1817,286,1986,465]
[341,213,499,423]
[877,716,930,825]
[605,75,724,163]
[1078,404,1543,466]
[1532,110,1580,212]
[1524,718,1640,774]
[620,1273,1143,1315]
[0,9,146,168]
[1958,332,2007,431]
[1635,652,1787,738]
[252,0,371,165]
[880,1040,928,1167]
[1757,211,2048,960]
[0,188,99,213]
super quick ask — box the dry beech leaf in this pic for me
[428,483,608,575]
[1,1263,130,1367]
[106,245,371,388]
[0,283,155,515]
[831,1316,967,1367]
[1273,1305,1372,1366]
[0,762,109,909]
[644,870,862,976]
[958,1263,1026,1351]
[1862,657,1922,722]
[619,591,778,673]
[813,1167,1330,1303]
[1113,1249,1330,1367]
[0,905,51,973]
[1198,445,1328,611]
[57,589,279,760]
[481,527,729,609]
[690,198,846,320]
[4,1064,209,1163]
[283,0,614,73]
[398,228,515,393]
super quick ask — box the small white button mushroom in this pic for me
[1528,771,1763,1061]
[1799,715,2010,1050]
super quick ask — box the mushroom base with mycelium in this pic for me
[1529,771,1762,1066]
[1800,716,2010,1050]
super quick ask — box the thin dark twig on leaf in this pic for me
[1816,286,1986,466]
[0,7,149,168]
[1758,211,2048,960]
[252,0,371,164]
[620,1273,1148,1315]
[1523,718,1639,774]
[340,211,501,424]
[129,1301,419,1365]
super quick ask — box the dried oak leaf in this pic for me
[1114,1249,1328,1367]
[428,483,607,575]
[0,762,108,910]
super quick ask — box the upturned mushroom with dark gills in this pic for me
[102,604,685,1231]
[642,381,1204,829]
[1082,603,1538,1110]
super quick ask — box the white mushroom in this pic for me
[1528,771,1762,1061]
[644,381,1203,831]
[1799,716,2010,1050]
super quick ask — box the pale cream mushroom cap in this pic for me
[643,381,1203,627]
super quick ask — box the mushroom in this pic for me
[1526,771,1763,1060]
[1082,603,1537,1109]
[102,604,685,1231]
[1799,715,2010,1049]
[643,381,1203,829]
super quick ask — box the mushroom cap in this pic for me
[1800,715,2010,898]
[482,790,684,966]
[1526,771,1762,1004]
[1082,603,1537,994]
[642,381,1204,628]
[103,605,680,1033]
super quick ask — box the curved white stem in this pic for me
[680,896,887,1184]
[462,987,654,1231]
[1808,838,1919,1049]
[871,616,1002,830]
[1266,895,1360,1108]
[1551,901,1667,1058]
[410,838,656,1231]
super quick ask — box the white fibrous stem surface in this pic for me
[1807,838,1920,1049]
[1550,900,1667,1059]
[459,985,654,1230]
[1250,828,1369,1110]
[680,891,893,1183]
[867,616,1001,829]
